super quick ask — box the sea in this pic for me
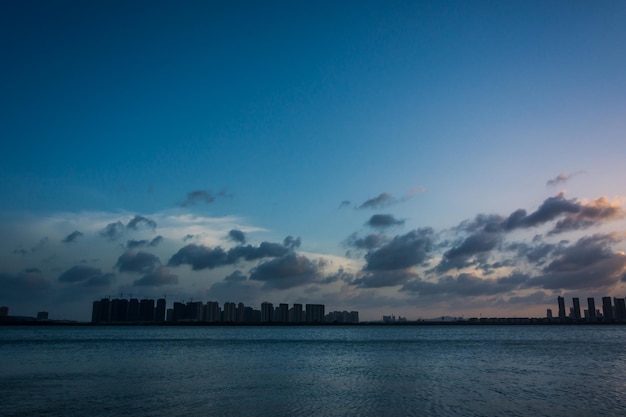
[1,324,626,417]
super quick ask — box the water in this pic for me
[1,325,626,416]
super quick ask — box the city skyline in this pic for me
[2,1,626,322]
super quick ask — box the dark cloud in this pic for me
[99,221,126,239]
[507,241,561,264]
[58,265,114,287]
[126,235,164,249]
[527,234,626,290]
[364,229,434,271]
[402,272,528,296]
[62,231,83,243]
[456,214,504,234]
[126,215,157,231]
[353,269,418,288]
[357,193,395,210]
[436,231,500,272]
[167,239,294,270]
[546,171,584,186]
[320,268,355,285]
[224,270,247,282]
[283,236,301,249]
[116,251,161,274]
[13,237,49,256]
[550,197,625,235]
[502,194,580,230]
[345,233,386,250]
[366,214,405,228]
[249,253,322,289]
[0,268,51,302]
[133,267,178,286]
[228,229,246,244]
[338,200,351,209]
[179,190,215,207]
[100,215,158,239]
[127,239,149,249]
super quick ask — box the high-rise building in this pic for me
[128,298,140,321]
[557,296,566,320]
[587,298,596,319]
[223,302,236,322]
[155,298,166,322]
[205,301,220,322]
[602,297,614,320]
[261,302,273,323]
[91,301,100,323]
[140,299,155,321]
[290,303,303,323]
[305,304,325,323]
[572,297,581,320]
[0,306,8,317]
[98,298,110,322]
[236,302,245,323]
[110,298,128,322]
[614,298,626,321]
[277,303,289,323]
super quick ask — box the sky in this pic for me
[2,0,626,321]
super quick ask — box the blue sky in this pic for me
[2,0,626,321]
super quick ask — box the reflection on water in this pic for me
[2,325,626,416]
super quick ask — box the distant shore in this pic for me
[2,316,626,326]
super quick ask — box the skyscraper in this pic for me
[587,298,596,319]
[155,298,166,322]
[557,296,566,320]
[602,297,614,320]
[572,297,581,320]
[261,302,273,323]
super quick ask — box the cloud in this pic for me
[402,272,528,296]
[167,239,294,270]
[527,233,626,290]
[366,214,405,228]
[99,215,158,239]
[364,228,434,271]
[126,235,164,249]
[249,253,322,289]
[179,190,216,207]
[224,270,247,282]
[116,251,161,274]
[345,233,386,250]
[550,197,625,234]
[502,193,580,230]
[353,269,418,288]
[13,237,49,256]
[133,267,178,286]
[283,236,301,249]
[338,200,351,209]
[357,193,394,209]
[0,268,51,302]
[507,241,560,264]
[436,231,500,272]
[228,229,246,244]
[546,171,584,186]
[126,215,157,231]
[58,265,115,287]
[62,231,83,243]
[99,221,126,239]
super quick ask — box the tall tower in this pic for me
[572,297,581,320]
[557,296,566,320]
[602,297,614,320]
[587,298,596,319]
